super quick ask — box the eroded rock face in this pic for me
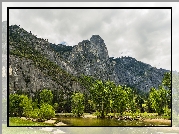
[68,35,112,81]
[9,55,84,95]
[9,55,60,94]
[112,57,168,92]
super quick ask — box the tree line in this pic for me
[9,72,171,120]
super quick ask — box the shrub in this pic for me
[9,94,21,116]
[29,108,40,120]
[39,103,55,120]
[9,94,33,117]
[163,107,171,116]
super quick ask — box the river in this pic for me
[55,116,171,126]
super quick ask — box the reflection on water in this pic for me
[56,117,170,126]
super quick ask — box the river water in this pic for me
[56,117,171,126]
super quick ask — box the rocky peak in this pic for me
[90,35,104,45]
[70,35,109,60]
[81,40,91,44]
[68,35,110,79]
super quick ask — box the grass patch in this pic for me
[9,117,54,126]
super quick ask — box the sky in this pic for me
[2,2,175,71]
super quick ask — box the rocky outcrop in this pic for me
[9,55,60,94]
[9,55,84,95]
[113,57,168,92]
[68,35,113,81]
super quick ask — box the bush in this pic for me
[9,94,33,117]
[29,109,40,120]
[29,103,55,121]
[9,93,56,121]
[9,94,21,116]
[163,107,171,116]
[39,103,55,120]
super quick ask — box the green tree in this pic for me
[103,81,116,114]
[58,90,66,112]
[126,87,137,114]
[63,90,73,113]
[111,85,128,116]
[135,95,145,113]
[89,80,106,118]
[162,72,171,89]
[53,103,59,113]
[162,72,171,109]
[142,101,149,113]
[89,80,116,118]
[9,94,33,117]
[149,87,168,115]
[19,95,33,118]
[79,75,96,89]
[39,89,53,105]
[39,103,55,121]
[71,92,85,117]
[149,88,161,114]
[83,92,94,113]
[159,86,168,114]
[9,94,21,117]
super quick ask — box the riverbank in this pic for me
[9,113,171,126]
[19,117,68,126]
[9,117,54,126]
[143,118,171,124]
[143,118,171,126]
[82,114,171,125]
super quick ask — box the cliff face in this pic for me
[68,35,115,81]
[8,24,169,94]
[9,25,83,95]
[113,57,167,92]
[9,55,60,93]
[9,54,83,95]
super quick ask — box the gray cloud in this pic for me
[9,8,171,70]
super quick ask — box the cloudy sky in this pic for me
[3,2,174,71]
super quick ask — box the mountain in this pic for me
[112,57,167,92]
[8,24,169,96]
